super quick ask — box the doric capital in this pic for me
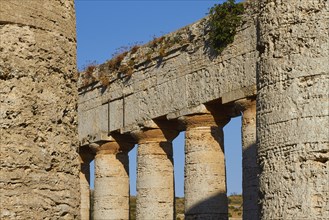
[179,111,230,130]
[168,104,231,130]
[90,133,135,155]
[131,119,179,144]
[234,98,256,112]
[79,146,95,163]
[235,98,256,127]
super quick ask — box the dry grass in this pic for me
[228,194,243,218]
[130,45,140,54]
[99,72,109,86]
[128,194,242,220]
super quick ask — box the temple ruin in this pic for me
[1,0,328,220]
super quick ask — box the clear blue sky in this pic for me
[75,0,242,197]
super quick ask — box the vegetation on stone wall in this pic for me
[208,0,244,53]
[79,32,190,87]
[79,0,245,88]
[83,62,97,86]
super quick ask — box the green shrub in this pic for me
[208,0,244,53]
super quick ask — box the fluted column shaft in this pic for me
[132,126,179,220]
[258,1,328,219]
[182,114,230,220]
[236,99,259,220]
[79,150,94,220]
[93,141,133,220]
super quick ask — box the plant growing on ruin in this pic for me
[119,64,133,77]
[144,49,153,62]
[82,62,97,86]
[79,29,193,88]
[159,46,167,57]
[99,71,110,86]
[107,51,127,71]
[130,45,140,54]
[85,64,96,74]
[150,36,165,48]
[208,0,244,53]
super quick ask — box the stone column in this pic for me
[92,140,133,220]
[181,113,230,220]
[257,0,329,219]
[235,98,258,220]
[0,1,79,219]
[79,149,94,220]
[131,121,179,220]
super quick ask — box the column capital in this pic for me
[234,98,256,112]
[90,134,135,155]
[131,119,179,144]
[179,112,230,130]
[79,145,95,163]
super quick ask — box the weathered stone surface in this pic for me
[78,104,109,146]
[235,98,258,220]
[0,1,79,219]
[79,149,94,220]
[78,5,258,143]
[4,0,328,219]
[257,0,329,219]
[93,141,133,220]
[182,113,230,220]
[132,124,179,220]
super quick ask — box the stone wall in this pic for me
[0,1,80,219]
[78,5,258,145]
[257,0,329,219]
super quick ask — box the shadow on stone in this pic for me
[185,192,228,220]
[115,153,130,175]
[243,140,260,220]
[159,141,174,165]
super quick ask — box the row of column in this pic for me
[79,99,257,220]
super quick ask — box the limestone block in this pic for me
[78,87,102,105]
[131,70,157,93]
[107,88,124,102]
[139,76,188,122]
[109,99,124,131]
[187,67,221,107]
[78,95,103,112]
[222,85,256,104]
[124,93,140,127]
[78,104,108,145]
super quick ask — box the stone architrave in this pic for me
[235,98,258,220]
[92,140,134,220]
[180,111,230,220]
[131,120,179,220]
[257,0,329,219]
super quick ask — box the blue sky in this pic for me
[76,0,242,197]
